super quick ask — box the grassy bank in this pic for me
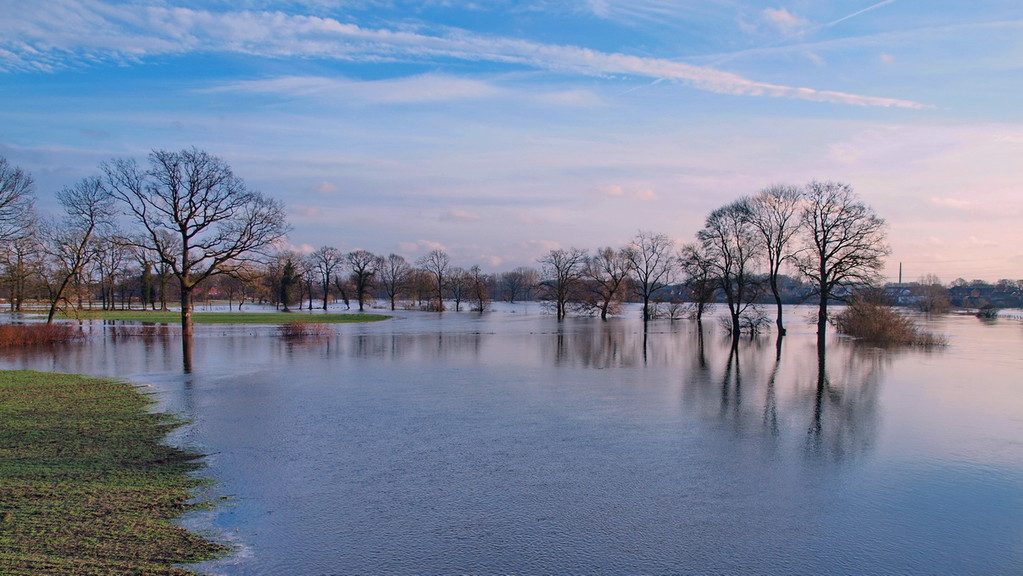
[59,310,390,324]
[0,370,225,575]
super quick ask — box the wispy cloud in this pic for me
[761,7,809,35]
[0,1,927,108]
[209,74,503,103]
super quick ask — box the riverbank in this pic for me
[0,370,224,575]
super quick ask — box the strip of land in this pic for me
[58,310,390,324]
[0,370,225,575]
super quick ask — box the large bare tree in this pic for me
[627,231,677,321]
[745,184,803,336]
[796,180,889,345]
[104,148,289,335]
[0,156,36,245]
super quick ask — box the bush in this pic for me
[0,323,85,347]
[833,297,945,346]
[277,322,334,339]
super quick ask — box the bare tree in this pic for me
[1,227,43,312]
[746,184,803,335]
[795,180,889,345]
[449,267,469,311]
[0,156,36,245]
[500,266,538,303]
[678,242,716,323]
[467,265,491,312]
[697,200,763,339]
[537,248,587,321]
[347,249,379,311]
[104,148,289,335]
[379,253,412,311]
[417,249,450,311]
[584,246,634,320]
[43,176,116,322]
[310,246,343,310]
[627,231,677,321]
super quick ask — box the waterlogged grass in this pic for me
[60,310,390,324]
[0,370,226,575]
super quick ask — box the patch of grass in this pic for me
[0,324,85,348]
[59,310,390,324]
[0,370,227,575]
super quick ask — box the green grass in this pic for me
[0,370,226,575]
[59,310,390,324]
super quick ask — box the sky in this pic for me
[2,0,1022,282]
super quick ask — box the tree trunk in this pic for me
[181,285,194,338]
[771,276,786,336]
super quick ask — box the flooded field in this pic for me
[2,306,1021,575]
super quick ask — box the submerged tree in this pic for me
[378,253,412,311]
[104,148,289,336]
[697,200,763,340]
[537,247,587,321]
[417,249,450,311]
[584,246,633,320]
[627,231,677,322]
[796,180,889,346]
[746,184,803,336]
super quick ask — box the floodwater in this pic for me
[2,305,1021,575]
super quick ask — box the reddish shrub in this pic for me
[0,323,85,347]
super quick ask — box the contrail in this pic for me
[825,0,898,28]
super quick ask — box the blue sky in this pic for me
[2,0,1022,281]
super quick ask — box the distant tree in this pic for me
[916,274,951,313]
[279,257,298,312]
[449,267,469,312]
[43,176,116,322]
[467,265,491,312]
[678,242,717,323]
[0,155,36,246]
[92,234,129,310]
[347,249,379,311]
[537,248,587,321]
[379,253,412,311]
[795,180,889,345]
[310,246,344,310]
[417,249,450,311]
[745,184,803,335]
[104,148,289,336]
[627,231,677,321]
[500,266,539,303]
[697,200,763,339]
[584,246,634,320]
[1,230,43,312]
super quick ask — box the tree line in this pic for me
[0,148,911,346]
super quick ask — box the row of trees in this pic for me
[2,150,893,347]
[534,182,889,348]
